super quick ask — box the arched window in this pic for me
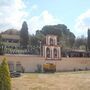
[46,47,50,58]
[54,48,57,58]
[50,38,53,45]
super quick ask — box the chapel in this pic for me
[43,35,61,60]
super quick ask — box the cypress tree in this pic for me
[20,21,29,49]
[88,29,90,50]
[0,57,11,90]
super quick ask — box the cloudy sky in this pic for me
[0,0,90,37]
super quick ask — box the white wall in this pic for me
[0,55,90,72]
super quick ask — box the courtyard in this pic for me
[12,71,90,90]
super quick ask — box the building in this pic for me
[0,34,90,73]
[2,34,20,49]
[1,29,20,53]
[1,35,62,72]
[43,35,61,60]
[1,34,20,54]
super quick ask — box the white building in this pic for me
[43,35,61,60]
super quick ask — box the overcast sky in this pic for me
[0,0,90,37]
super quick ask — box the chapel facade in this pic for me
[43,35,61,60]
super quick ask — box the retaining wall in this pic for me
[0,55,90,72]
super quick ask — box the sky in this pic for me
[0,0,90,37]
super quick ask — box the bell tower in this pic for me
[43,35,61,60]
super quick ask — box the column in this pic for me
[43,46,45,57]
[57,48,59,59]
[46,36,48,45]
[50,47,52,59]
[52,47,54,59]
[58,47,61,59]
[45,47,46,59]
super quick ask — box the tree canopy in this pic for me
[35,24,75,49]
[74,35,87,50]
[20,21,29,49]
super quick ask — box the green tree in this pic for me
[88,29,90,50]
[36,24,75,49]
[0,34,4,55]
[68,32,75,48]
[29,35,40,54]
[36,30,45,44]
[74,35,87,50]
[20,21,29,49]
[0,57,11,90]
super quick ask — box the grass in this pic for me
[12,71,90,90]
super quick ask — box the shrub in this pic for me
[0,57,11,90]
[85,67,88,70]
[73,68,76,71]
[36,64,42,73]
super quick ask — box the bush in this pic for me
[73,68,76,71]
[0,57,11,90]
[36,64,42,73]
[85,67,88,70]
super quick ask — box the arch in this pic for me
[46,47,50,58]
[54,48,57,58]
[50,38,53,45]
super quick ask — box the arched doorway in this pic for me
[46,47,50,58]
[54,48,57,58]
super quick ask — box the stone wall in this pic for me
[0,55,90,72]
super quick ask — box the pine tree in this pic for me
[0,57,11,90]
[20,21,29,49]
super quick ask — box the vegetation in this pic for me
[35,24,75,49]
[0,34,4,55]
[29,24,76,54]
[88,29,90,50]
[20,21,29,49]
[36,64,42,73]
[43,24,75,42]
[29,24,88,54]
[74,35,87,50]
[0,57,11,90]
[1,23,89,54]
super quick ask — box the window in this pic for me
[50,38,53,45]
